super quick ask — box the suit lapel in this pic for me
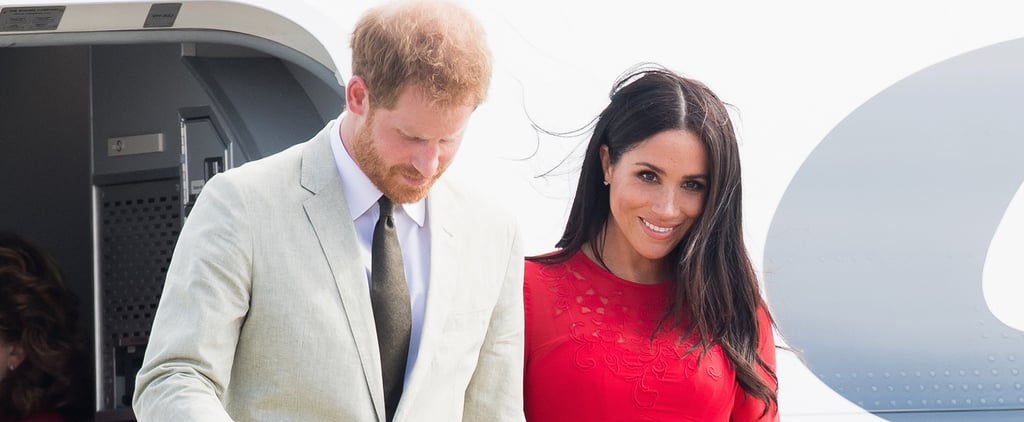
[400,180,459,406]
[300,126,386,420]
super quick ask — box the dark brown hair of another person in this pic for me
[0,232,86,420]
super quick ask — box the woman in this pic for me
[524,65,779,421]
[0,233,85,422]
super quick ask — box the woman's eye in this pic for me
[638,171,658,182]
[683,180,705,191]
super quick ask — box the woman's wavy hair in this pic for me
[528,63,777,415]
[0,233,84,420]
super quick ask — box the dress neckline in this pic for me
[570,250,673,290]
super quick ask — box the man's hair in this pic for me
[350,0,492,109]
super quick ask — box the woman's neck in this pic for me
[583,240,670,285]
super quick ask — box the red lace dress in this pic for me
[524,251,778,421]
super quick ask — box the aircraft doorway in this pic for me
[0,18,344,420]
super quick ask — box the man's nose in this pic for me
[411,142,441,178]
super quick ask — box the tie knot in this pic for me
[378,196,395,218]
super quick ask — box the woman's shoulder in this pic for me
[524,250,587,280]
[524,249,558,269]
[524,250,580,302]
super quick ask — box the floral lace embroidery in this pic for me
[541,263,724,409]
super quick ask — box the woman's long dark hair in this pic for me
[0,233,86,420]
[528,64,777,414]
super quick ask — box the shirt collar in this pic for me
[329,117,426,226]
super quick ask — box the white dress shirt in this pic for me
[329,118,430,382]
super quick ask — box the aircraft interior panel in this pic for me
[0,35,343,421]
[0,42,96,416]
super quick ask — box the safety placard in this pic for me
[0,6,65,32]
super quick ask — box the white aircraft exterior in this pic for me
[1,0,1022,420]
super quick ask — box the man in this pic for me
[132,1,524,421]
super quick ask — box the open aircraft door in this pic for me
[0,2,345,419]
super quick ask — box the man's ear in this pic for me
[346,76,370,117]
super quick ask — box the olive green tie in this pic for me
[370,196,411,421]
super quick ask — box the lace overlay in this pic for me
[523,250,779,421]
[539,259,725,409]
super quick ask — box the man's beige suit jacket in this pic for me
[133,124,525,421]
